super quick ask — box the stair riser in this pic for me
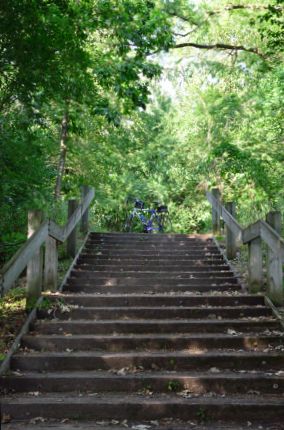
[81,255,224,260]
[3,376,284,395]
[81,248,224,261]
[21,336,281,352]
[75,264,231,272]
[89,233,212,238]
[32,321,280,335]
[44,295,265,307]
[86,243,218,249]
[87,237,214,242]
[66,276,239,286]
[11,355,284,372]
[71,271,235,279]
[78,258,227,265]
[3,401,284,422]
[37,307,271,320]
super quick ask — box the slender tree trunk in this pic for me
[54,109,69,200]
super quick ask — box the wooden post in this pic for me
[266,211,283,304]
[44,236,58,291]
[225,202,237,259]
[67,199,79,258]
[80,185,90,234]
[212,188,221,234]
[248,237,263,293]
[26,210,44,309]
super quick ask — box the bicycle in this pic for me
[154,202,172,233]
[123,198,171,233]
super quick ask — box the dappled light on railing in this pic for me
[0,186,95,299]
[206,188,284,304]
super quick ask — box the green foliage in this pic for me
[167,380,181,392]
[1,0,284,261]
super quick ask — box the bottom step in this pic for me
[1,421,283,430]
[2,393,284,423]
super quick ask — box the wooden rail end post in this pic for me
[248,237,263,293]
[212,188,221,235]
[225,202,237,259]
[266,211,283,304]
[26,210,44,309]
[67,199,79,258]
[80,185,90,234]
[44,235,58,291]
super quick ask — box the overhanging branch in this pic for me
[208,4,283,15]
[172,42,265,58]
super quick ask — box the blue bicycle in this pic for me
[124,198,171,233]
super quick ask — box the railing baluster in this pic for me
[26,210,44,309]
[44,235,58,291]
[211,188,221,234]
[67,199,79,258]
[225,202,237,259]
[266,211,283,304]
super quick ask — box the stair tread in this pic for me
[13,350,284,357]
[3,392,284,404]
[23,333,282,339]
[35,318,276,323]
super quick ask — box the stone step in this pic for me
[89,232,213,239]
[64,283,241,294]
[84,244,219,251]
[37,306,271,320]
[32,318,280,335]
[77,257,227,265]
[21,333,282,352]
[87,239,215,245]
[43,293,265,307]
[2,422,283,430]
[83,251,223,257]
[2,370,284,395]
[70,270,236,279]
[80,255,225,262]
[75,263,231,272]
[2,393,284,422]
[11,351,284,372]
[88,233,213,240]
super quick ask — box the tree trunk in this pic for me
[54,109,69,200]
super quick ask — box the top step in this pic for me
[90,233,213,240]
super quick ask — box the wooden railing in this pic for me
[0,186,95,305]
[207,188,284,304]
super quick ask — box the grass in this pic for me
[0,286,26,358]
[0,237,84,358]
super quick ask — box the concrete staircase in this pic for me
[1,233,284,429]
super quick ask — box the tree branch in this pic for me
[208,4,283,16]
[173,28,199,38]
[173,42,265,58]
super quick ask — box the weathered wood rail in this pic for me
[207,188,284,304]
[0,186,95,301]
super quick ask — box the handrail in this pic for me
[206,191,242,241]
[207,190,284,260]
[206,189,284,304]
[49,188,95,243]
[0,221,49,296]
[0,187,95,297]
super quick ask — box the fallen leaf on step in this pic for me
[209,367,220,373]
[131,425,151,430]
[28,391,40,396]
[227,329,237,335]
[29,417,46,424]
